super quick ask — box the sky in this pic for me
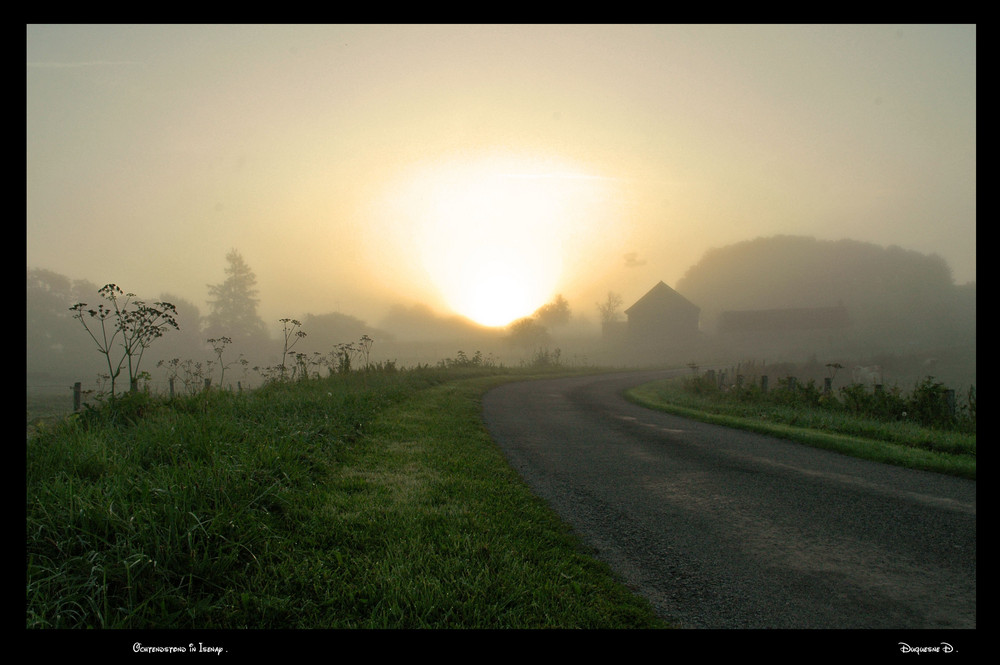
[26,24,976,331]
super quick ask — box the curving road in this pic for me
[481,369,976,629]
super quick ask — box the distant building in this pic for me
[718,304,850,334]
[624,281,701,345]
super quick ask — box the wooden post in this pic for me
[169,377,175,398]
[761,375,768,393]
[204,378,211,391]
[73,382,82,412]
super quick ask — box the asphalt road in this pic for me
[481,369,977,630]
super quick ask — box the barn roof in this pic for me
[625,281,699,316]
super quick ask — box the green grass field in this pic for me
[26,366,670,629]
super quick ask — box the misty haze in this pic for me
[27,234,975,398]
[27,24,975,398]
[27,25,976,396]
[26,24,975,636]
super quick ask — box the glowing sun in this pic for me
[368,151,622,328]
[412,153,617,327]
[420,173,564,325]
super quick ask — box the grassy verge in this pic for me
[625,378,976,480]
[26,366,669,629]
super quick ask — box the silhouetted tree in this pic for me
[300,311,393,350]
[506,317,551,350]
[533,294,571,328]
[596,291,624,324]
[26,268,101,378]
[379,303,492,342]
[204,250,268,342]
[148,292,208,367]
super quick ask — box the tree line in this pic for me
[28,250,272,386]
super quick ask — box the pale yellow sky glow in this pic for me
[26,24,976,331]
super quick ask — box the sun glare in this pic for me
[369,151,623,328]
[416,157,586,327]
[438,245,562,327]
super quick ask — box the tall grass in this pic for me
[626,373,976,480]
[27,364,667,629]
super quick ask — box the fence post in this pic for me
[204,378,211,391]
[761,375,768,393]
[73,382,81,412]
[169,377,175,398]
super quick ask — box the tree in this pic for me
[300,311,392,349]
[204,250,267,342]
[27,268,101,378]
[151,292,207,362]
[506,316,551,350]
[673,235,961,344]
[596,291,624,324]
[533,294,571,328]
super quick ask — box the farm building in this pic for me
[717,304,850,334]
[624,281,701,345]
[714,303,853,358]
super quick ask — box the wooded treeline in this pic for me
[676,235,975,350]
[28,235,975,389]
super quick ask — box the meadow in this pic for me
[26,360,668,629]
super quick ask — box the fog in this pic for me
[27,24,975,391]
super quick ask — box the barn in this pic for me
[717,304,851,334]
[624,281,701,345]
